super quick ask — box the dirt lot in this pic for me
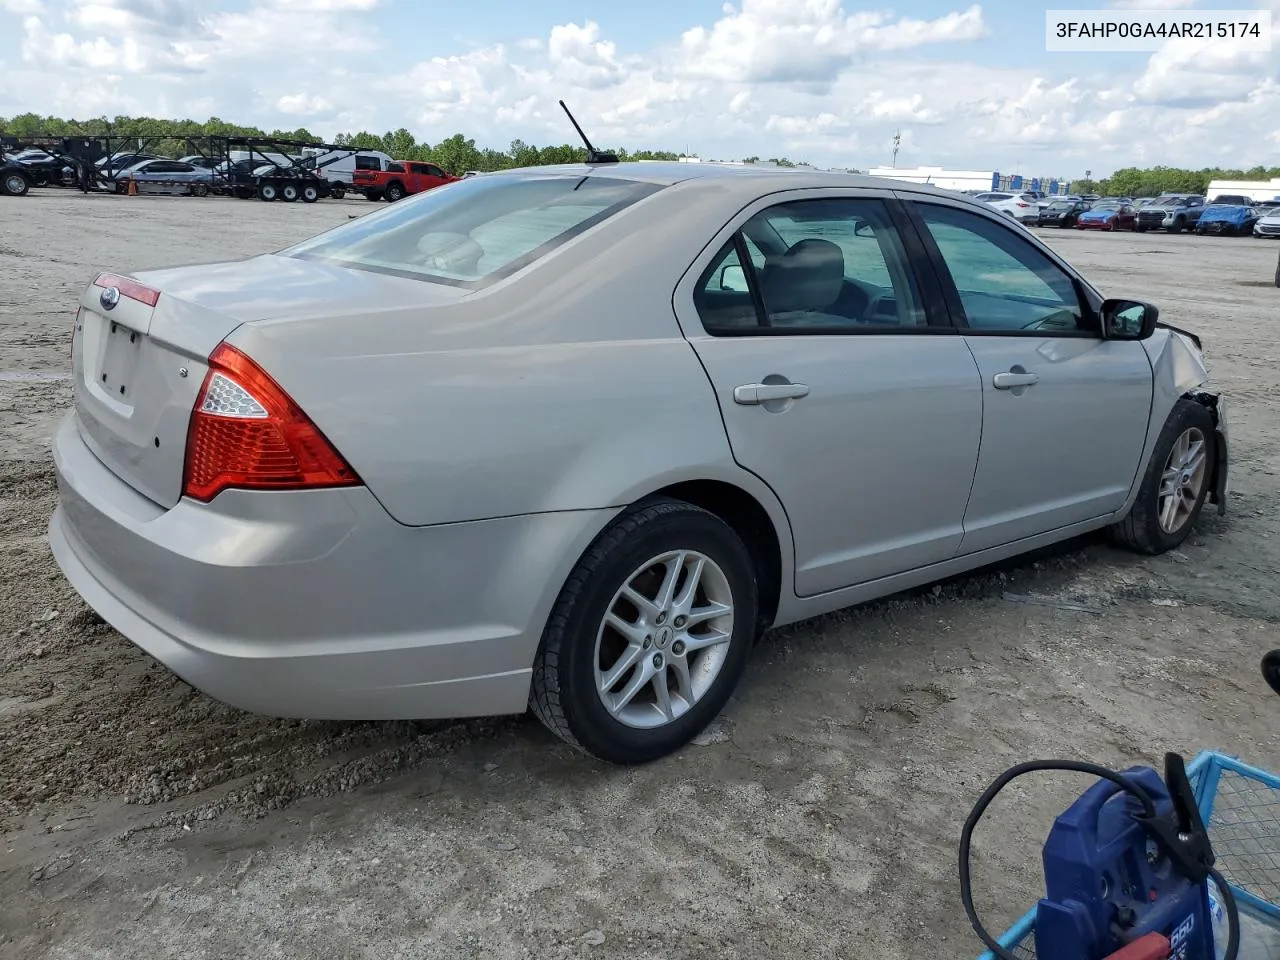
[1,190,1278,960]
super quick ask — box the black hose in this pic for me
[958,759,1238,960]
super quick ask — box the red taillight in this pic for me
[182,343,361,502]
[93,272,161,307]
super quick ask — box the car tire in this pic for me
[281,183,299,203]
[190,183,209,198]
[329,185,346,200]
[1136,225,1147,233]
[384,182,405,202]
[1109,399,1216,555]
[1167,217,1184,234]
[529,498,758,764]
[364,189,382,201]
[259,183,278,202]
[301,184,320,203]
[2,171,31,197]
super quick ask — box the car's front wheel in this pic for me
[530,498,758,764]
[1110,399,1216,554]
[3,171,31,196]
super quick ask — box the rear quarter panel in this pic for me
[226,179,779,529]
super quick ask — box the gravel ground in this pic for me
[1,190,1279,960]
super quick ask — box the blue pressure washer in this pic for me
[959,754,1241,960]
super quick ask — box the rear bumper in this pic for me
[49,411,614,720]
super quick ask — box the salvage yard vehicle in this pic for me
[1036,198,1091,228]
[49,163,1230,764]
[1195,202,1260,236]
[1076,200,1136,231]
[975,190,1041,223]
[1,156,32,196]
[109,158,216,196]
[1254,207,1280,238]
[352,160,459,201]
[1135,194,1206,233]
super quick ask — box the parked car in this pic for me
[352,160,460,202]
[301,149,394,197]
[1,156,32,196]
[96,153,159,175]
[178,155,221,170]
[1077,201,1137,231]
[109,158,216,196]
[1253,207,1280,238]
[975,191,1040,223]
[9,149,76,187]
[1037,198,1091,228]
[1136,195,1206,233]
[50,164,1229,763]
[1195,203,1260,236]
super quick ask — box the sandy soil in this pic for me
[1,190,1278,960]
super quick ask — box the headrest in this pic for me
[759,238,845,314]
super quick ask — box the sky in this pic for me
[0,0,1277,178]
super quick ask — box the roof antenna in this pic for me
[559,100,619,165]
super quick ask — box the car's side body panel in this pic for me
[669,185,985,596]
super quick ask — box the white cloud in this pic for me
[678,1,986,84]
[275,92,334,116]
[0,0,43,12]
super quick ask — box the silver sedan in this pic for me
[50,163,1229,763]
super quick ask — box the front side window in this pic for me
[916,203,1090,335]
[694,197,926,335]
[286,174,661,287]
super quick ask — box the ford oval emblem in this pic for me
[99,286,121,311]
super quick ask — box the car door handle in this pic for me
[992,371,1040,389]
[733,382,810,404]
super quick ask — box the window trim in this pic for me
[901,197,1103,339]
[684,190,957,339]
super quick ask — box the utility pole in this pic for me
[891,130,901,168]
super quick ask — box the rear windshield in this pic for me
[285,174,661,287]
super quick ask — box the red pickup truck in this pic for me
[352,160,459,202]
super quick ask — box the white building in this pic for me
[1205,178,1280,203]
[866,165,1072,196]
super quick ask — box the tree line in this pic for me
[0,112,811,172]
[0,112,688,173]
[1071,165,1280,199]
[4,113,1274,192]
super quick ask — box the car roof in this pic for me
[484,160,967,201]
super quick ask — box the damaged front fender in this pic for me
[1144,326,1229,514]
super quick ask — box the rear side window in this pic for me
[285,175,661,287]
[693,197,926,335]
[354,155,381,170]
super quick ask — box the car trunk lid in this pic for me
[72,256,466,509]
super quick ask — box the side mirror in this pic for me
[1101,299,1158,340]
[718,263,748,292]
[853,221,877,238]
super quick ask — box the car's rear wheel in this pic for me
[530,498,757,764]
[190,183,209,198]
[364,189,382,201]
[329,184,346,200]
[385,182,405,202]
[1109,399,1216,555]
[1167,217,1184,234]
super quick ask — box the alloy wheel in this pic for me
[594,549,734,729]
[1157,427,1207,534]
